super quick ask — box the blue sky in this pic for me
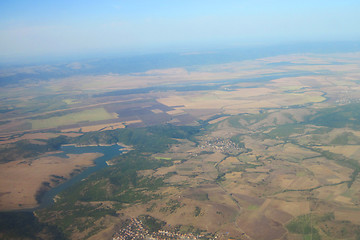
[1,0,360,62]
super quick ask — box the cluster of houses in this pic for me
[112,218,209,240]
[198,137,242,154]
[112,218,148,240]
[152,229,202,239]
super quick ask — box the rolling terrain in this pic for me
[1,51,360,239]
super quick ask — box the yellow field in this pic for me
[317,145,360,160]
[158,87,325,116]
[62,99,79,105]
[30,108,115,129]
[166,109,185,115]
[208,116,229,124]
[151,109,163,114]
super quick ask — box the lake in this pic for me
[35,144,124,210]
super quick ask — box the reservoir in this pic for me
[35,144,123,210]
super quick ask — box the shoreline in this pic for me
[62,142,133,151]
[0,142,131,212]
[0,150,105,212]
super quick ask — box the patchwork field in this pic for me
[1,52,360,239]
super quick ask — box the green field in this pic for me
[154,157,172,160]
[62,99,80,105]
[30,108,114,129]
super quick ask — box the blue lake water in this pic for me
[34,144,123,210]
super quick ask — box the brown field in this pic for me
[303,157,353,184]
[335,208,360,225]
[0,152,102,211]
[313,183,351,204]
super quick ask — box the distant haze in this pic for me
[1,0,360,63]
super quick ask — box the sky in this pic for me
[1,0,360,63]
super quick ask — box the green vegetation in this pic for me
[227,112,269,129]
[310,103,360,129]
[296,171,308,177]
[287,213,360,240]
[155,156,172,160]
[247,205,259,210]
[318,212,335,222]
[75,128,175,153]
[331,132,360,145]
[51,151,171,204]
[216,173,226,182]
[0,135,68,163]
[174,224,206,236]
[160,199,184,214]
[39,203,116,236]
[164,171,177,178]
[74,124,200,153]
[194,206,201,217]
[199,150,215,155]
[267,124,305,138]
[227,116,243,128]
[0,212,67,240]
[146,203,157,212]
[191,192,209,201]
[138,215,166,233]
[286,214,321,240]
[230,134,246,148]
[310,127,331,135]
[73,127,195,153]
[147,124,201,144]
[16,94,69,116]
[178,224,196,234]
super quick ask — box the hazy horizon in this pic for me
[1,0,360,64]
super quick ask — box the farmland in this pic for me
[30,108,116,130]
[1,51,360,239]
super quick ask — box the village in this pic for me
[198,137,243,155]
[112,218,212,240]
